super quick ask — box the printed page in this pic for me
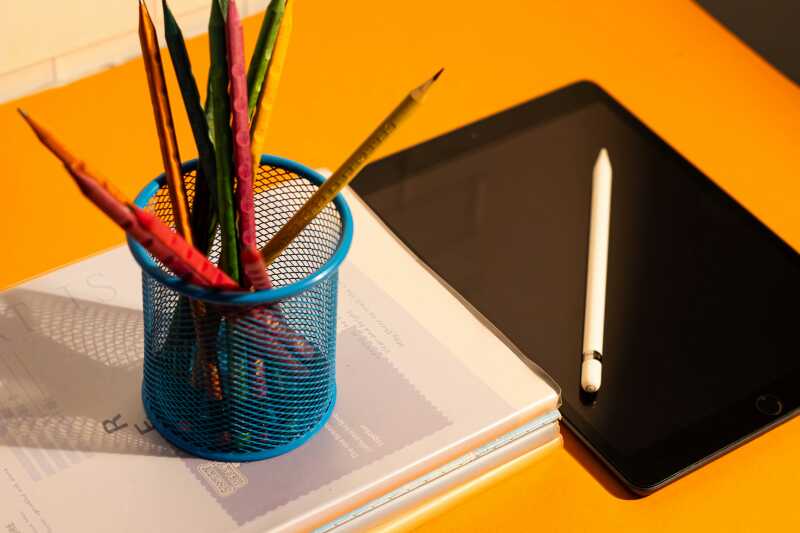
[0,196,557,532]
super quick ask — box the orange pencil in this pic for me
[138,0,193,243]
[66,166,197,282]
[21,107,229,401]
[18,110,126,202]
[133,208,239,290]
[19,109,237,290]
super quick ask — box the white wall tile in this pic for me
[0,60,55,104]
[0,1,263,104]
[0,0,164,104]
[243,1,273,18]
[172,6,213,41]
[0,0,162,75]
[167,0,212,16]
[164,0,268,37]
[156,0,265,40]
[53,32,143,86]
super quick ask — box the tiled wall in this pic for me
[0,1,267,104]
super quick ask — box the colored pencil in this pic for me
[208,0,240,281]
[250,0,293,169]
[19,109,238,290]
[260,69,443,265]
[138,0,194,244]
[65,161,230,405]
[17,109,127,202]
[133,208,239,289]
[162,0,218,254]
[241,244,273,290]
[227,0,258,287]
[226,0,259,426]
[246,0,286,118]
[238,307,312,376]
[66,167,196,280]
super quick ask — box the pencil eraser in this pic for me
[581,359,602,393]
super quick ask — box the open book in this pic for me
[0,189,559,532]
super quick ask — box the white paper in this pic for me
[0,192,558,532]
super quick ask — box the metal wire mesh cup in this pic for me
[127,155,353,461]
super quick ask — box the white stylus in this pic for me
[581,148,612,394]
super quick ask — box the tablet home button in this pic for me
[755,394,783,416]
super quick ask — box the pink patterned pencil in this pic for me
[65,167,205,284]
[227,0,257,276]
[241,244,273,290]
[132,207,240,290]
[19,109,235,290]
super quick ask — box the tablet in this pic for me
[351,81,800,494]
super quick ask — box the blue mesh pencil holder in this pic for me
[127,155,353,462]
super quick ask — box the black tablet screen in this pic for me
[352,82,800,488]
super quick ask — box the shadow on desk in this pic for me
[0,289,180,467]
[561,427,639,500]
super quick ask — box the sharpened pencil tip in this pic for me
[411,69,444,101]
[17,108,35,130]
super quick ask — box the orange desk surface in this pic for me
[1,0,798,530]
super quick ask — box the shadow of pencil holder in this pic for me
[128,155,353,462]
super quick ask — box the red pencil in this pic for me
[241,244,273,290]
[227,0,257,285]
[132,207,239,290]
[237,306,313,378]
[64,167,191,280]
[67,167,236,290]
[19,109,237,291]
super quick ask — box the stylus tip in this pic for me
[594,148,611,179]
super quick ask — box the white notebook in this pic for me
[0,189,559,532]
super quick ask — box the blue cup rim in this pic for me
[127,154,353,305]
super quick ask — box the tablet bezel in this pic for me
[352,80,800,494]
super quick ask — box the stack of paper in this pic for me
[0,189,560,532]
